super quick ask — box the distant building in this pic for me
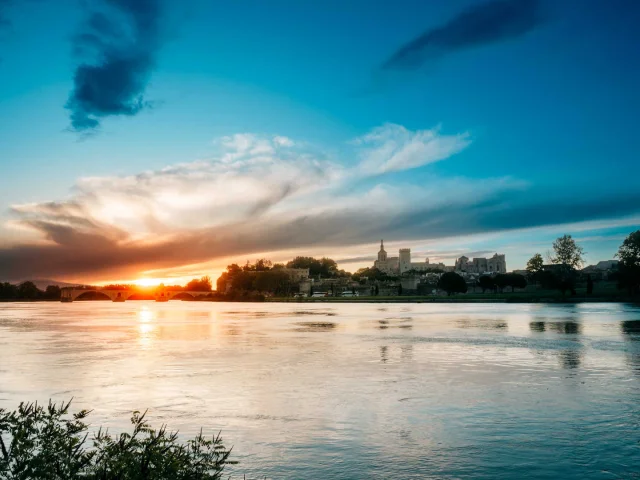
[581,260,619,280]
[280,268,310,281]
[373,240,446,275]
[593,260,619,271]
[454,254,506,274]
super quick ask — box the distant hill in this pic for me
[27,279,83,290]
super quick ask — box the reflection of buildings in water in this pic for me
[530,320,583,335]
[380,345,388,363]
[621,321,640,336]
[621,320,640,376]
[558,349,582,370]
[529,318,583,370]
[401,345,413,361]
[548,321,582,335]
[457,318,508,331]
[529,321,546,333]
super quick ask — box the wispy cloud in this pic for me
[66,0,164,132]
[2,123,639,282]
[382,0,545,70]
[355,124,471,174]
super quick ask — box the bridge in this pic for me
[60,288,211,302]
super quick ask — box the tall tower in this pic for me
[378,239,387,262]
[399,248,411,274]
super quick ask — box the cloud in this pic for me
[355,123,470,174]
[0,0,12,29]
[2,124,639,282]
[66,0,163,132]
[382,0,545,70]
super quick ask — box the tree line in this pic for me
[0,277,214,301]
[216,256,349,296]
[3,230,639,300]
[0,282,61,301]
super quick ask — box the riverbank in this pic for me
[2,292,637,304]
[265,294,638,304]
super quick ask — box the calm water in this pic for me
[1,302,639,479]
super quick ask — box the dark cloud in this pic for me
[0,0,12,29]
[66,0,163,132]
[2,187,640,282]
[335,255,377,264]
[382,0,545,70]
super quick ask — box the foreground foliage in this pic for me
[0,401,235,480]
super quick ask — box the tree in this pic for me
[226,264,242,276]
[437,272,467,296]
[508,273,527,292]
[44,285,62,300]
[186,276,213,292]
[398,284,403,296]
[254,258,272,271]
[586,274,594,296]
[0,400,235,479]
[17,281,41,299]
[551,235,585,269]
[616,230,640,295]
[0,282,19,300]
[493,274,508,293]
[526,253,544,273]
[478,275,495,293]
[286,256,342,278]
[352,267,392,283]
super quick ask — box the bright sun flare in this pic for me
[134,278,163,287]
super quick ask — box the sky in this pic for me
[0,0,639,285]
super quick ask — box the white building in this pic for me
[373,240,446,275]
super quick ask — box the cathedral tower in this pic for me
[378,239,387,262]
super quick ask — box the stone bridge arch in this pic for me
[61,288,210,302]
[62,289,137,302]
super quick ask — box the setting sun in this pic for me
[134,278,164,287]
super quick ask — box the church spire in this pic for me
[378,239,387,262]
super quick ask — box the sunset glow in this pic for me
[0,0,638,287]
[133,278,165,287]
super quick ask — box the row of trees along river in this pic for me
[1,231,639,301]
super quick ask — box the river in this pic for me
[1,301,639,479]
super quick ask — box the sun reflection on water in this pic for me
[137,306,156,348]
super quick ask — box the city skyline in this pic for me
[1,0,639,285]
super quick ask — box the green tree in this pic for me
[186,276,213,292]
[231,272,255,292]
[478,275,495,293]
[507,273,527,292]
[0,282,19,300]
[437,272,467,296]
[551,235,585,269]
[493,274,508,293]
[526,253,544,273]
[44,285,62,300]
[616,230,640,295]
[17,281,41,299]
[254,259,272,271]
[0,400,235,479]
[286,256,341,278]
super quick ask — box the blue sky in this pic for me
[0,0,639,283]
